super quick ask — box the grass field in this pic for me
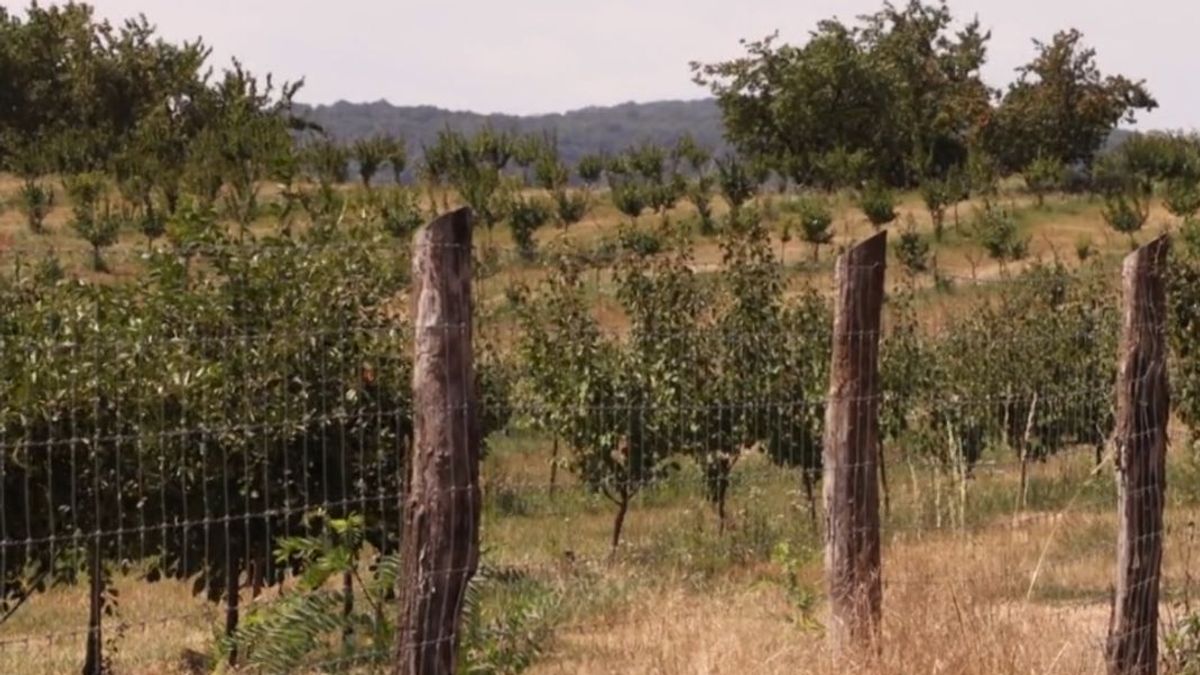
[0,176,1195,674]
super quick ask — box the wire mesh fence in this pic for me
[0,211,1194,675]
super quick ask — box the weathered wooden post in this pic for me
[396,208,481,675]
[1106,235,1170,675]
[823,231,886,652]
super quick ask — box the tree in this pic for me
[0,4,214,175]
[576,154,606,186]
[353,134,392,190]
[1170,242,1200,453]
[715,154,760,216]
[8,140,55,234]
[18,178,54,235]
[517,258,674,551]
[507,192,553,261]
[894,218,931,275]
[532,133,590,229]
[972,203,1028,270]
[786,195,834,261]
[1160,136,1200,221]
[688,175,717,235]
[859,182,898,229]
[988,29,1156,171]
[693,2,991,187]
[0,231,415,672]
[608,168,647,227]
[377,187,424,240]
[767,286,831,524]
[676,135,717,234]
[66,172,120,271]
[427,126,514,234]
[201,61,300,239]
[617,142,684,223]
[386,136,407,185]
[1023,155,1066,206]
[920,175,955,240]
[1094,142,1154,246]
[551,189,589,229]
[305,138,351,188]
[617,237,716,523]
[1165,179,1200,222]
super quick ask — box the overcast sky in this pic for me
[81,0,1198,129]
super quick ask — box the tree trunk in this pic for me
[395,208,481,675]
[1018,393,1039,511]
[549,436,559,498]
[342,571,355,645]
[225,564,239,666]
[801,469,818,532]
[822,231,887,653]
[611,491,630,554]
[1106,236,1170,675]
[82,540,104,675]
[878,441,891,517]
[716,476,729,535]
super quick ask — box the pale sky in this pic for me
[82,0,1199,129]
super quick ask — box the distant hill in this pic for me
[292,98,727,166]
[293,98,1140,176]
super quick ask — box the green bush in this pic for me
[1166,612,1200,675]
[618,226,663,257]
[1023,155,1066,205]
[784,195,834,261]
[972,204,1028,264]
[18,179,54,234]
[508,195,553,261]
[894,218,931,274]
[858,182,898,229]
[379,187,425,239]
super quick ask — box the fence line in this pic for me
[0,212,1192,674]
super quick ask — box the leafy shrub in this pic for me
[973,204,1028,264]
[882,264,1118,476]
[508,195,553,261]
[920,176,956,240]
[618,226,662,257]
[858,182,898,229]
[894,218,931,274]
[609,179,646,224]
[1023,155,1066,205]
[770,542,821,630]
[1075,235,1095,262]
[715,154,761,212]
[18,179,54,234]
[0,228,415,644]
[1166,612,1200,675]
[223,514,559,675]
[379,187,425,239]
[1102,192,1150,243]
[784,195,834,261]
[1166,178,1200,220]
[1170,249,1200,449]
[552,189,588,228]
[459,568,562,674]
[66,173,121,270]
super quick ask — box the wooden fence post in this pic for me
[1106,235,1170,675]
[396,208,481,675]
[823,231,887,652]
